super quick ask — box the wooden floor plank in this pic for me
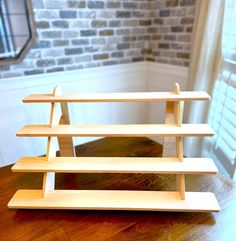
[8,190,220,212]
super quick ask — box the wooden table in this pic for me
[0,137,236,241]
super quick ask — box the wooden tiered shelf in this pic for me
[8,84,220,212]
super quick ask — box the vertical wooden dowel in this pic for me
[42,86,62,198]
[174,83,185,200]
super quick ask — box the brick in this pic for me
[71,20,90,28]
[180,0,196,6]
[45,1,66,9]
[180,17,194,24]
[88,1,105,9]
[41,31,62,38]
[35,21,49,29]
[107,1,121,8]
[93,53,109,60]
[91,38,106,45]
[153,18,164,25]
[109,20,121,28]
[161,51,176,58]
[177,34,191,42]
[177,52,190,59]
[139,2,151,9]
[123,2,138,9]
[97,11,115,18]
[67,1,86,8]
[63,31,78,38]
[53,40,69,47]
[117,43,130,50]
[36,59,55,67]
[65,48,83,55]
[52,20,69,28]
[99,30,114,36]
[32,0,44,9]
[123,36,137,42]
[159,43,170,49]
[141,48,152,55]
[186,26,193,32]
[116,29,130,35]
[84,47,99,53]
[116,11,131,18]
[164,35,176,41]
[171,8,186,17]
[160,10,171,17]
[75,55,92,63]
[171,43,185,50]
[132,57,144,62]
[43,49,64,57]
[111,51,124,58]
[2,72,22,78]
[80,30,97,37]
[153,50,161,56]
[67,65,84,70]
[151,34,162,40]
[57,57,73,65]
[78,10,96,19]
[139,20,152,26]
[124,20,138,27]
[101,44,116,52]
[24,69,44,75]
[107,37,121,44]
[34,40,51,49]
[92,20,107,28]
[166,0,179,7]
[35,10,58,19]
[60,10,77,19]
[133,11,146,18]
[138,35,150,41]
[47,67,64,73]
[171,26,184,32]
[103,60,118,66]
[72,39,90,45]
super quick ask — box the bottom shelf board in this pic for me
[8,190,220,212]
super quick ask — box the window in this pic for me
[0,0,36,64]
[209,0,236,179]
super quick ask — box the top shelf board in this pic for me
[23,92,211,103]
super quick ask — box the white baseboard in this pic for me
[0,62,188,166]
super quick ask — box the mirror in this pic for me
[0,0,36,64]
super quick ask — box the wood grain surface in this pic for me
[1,137,236,241]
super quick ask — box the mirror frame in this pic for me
[0,0,37,65]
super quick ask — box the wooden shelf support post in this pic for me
[42,87,61,197]
[163,83,185,200]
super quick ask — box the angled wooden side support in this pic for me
[57,88,75,157]
[42,87,61,197]
[163,83,185,200]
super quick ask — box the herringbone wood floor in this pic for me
[0,137,235,241]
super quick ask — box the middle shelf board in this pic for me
[17,124,214,137]
[12,157,218,174]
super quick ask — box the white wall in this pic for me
[0,62,188,167]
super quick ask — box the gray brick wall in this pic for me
[0,0,196,79]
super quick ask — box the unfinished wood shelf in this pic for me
[8,84,220,212]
